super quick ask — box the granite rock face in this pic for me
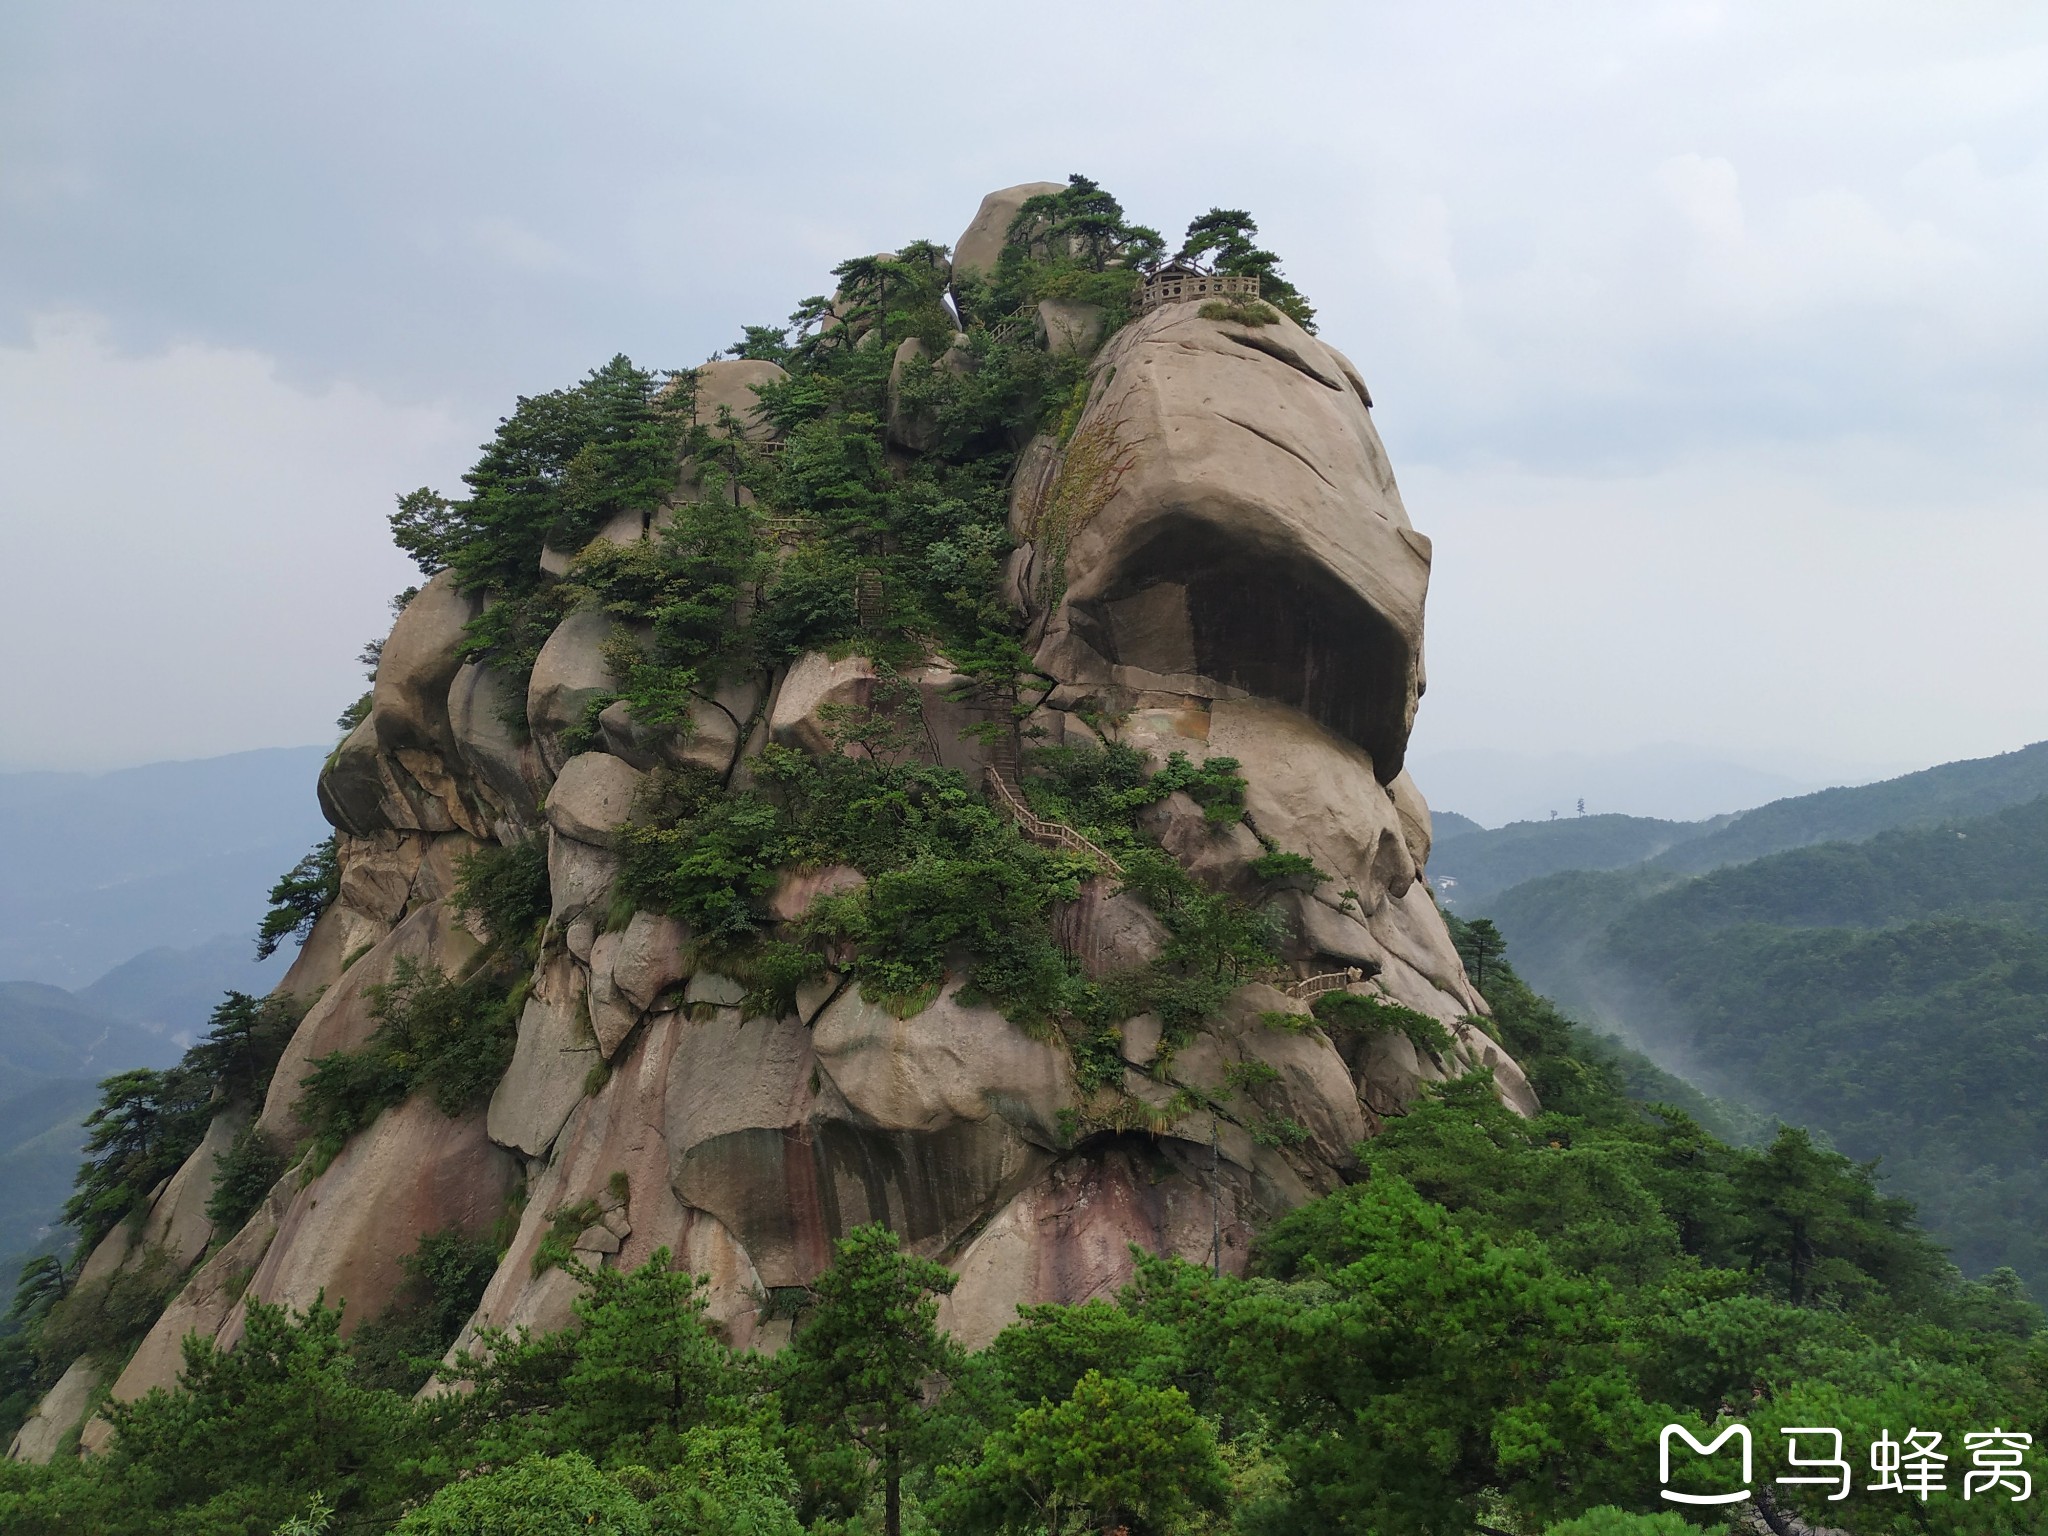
[19,188,1537,1451]
[1025,301,1429,782]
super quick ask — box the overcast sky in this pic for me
[3,3,2045,802]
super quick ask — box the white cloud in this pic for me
[0,313,475,770]
[2,0,2045,778]
[1406,420,2048,768]
[1655,153,1746,245]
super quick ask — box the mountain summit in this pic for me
[17,182,1527,1455]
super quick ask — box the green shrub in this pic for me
[1541,1509,1698,1535]
[256,837,340,960]
[350,1229,498,1395]
[629,1425,803,1536]
[205,1124,286,1232]
[35,1246,180,1369]
[1250,1114,1311,1149]
[451,839,551,954]
[1311,989,1453,1056]
[395,1454,650,1535]
[1249,849,1327,884]
[1198,296,1280,326]
[298,957,521,1168]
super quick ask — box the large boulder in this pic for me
[1135,788,1265,896]
[1031,302,1428,782]
[542,506,647,579]
[1169,984,1367,1169]
[454,1013,773,1361]
[487,952,599,1157]
[1117,695,1414,910]
[1053,876,1168,979]
[226,1095,517,1339]
[372,571,477,759]
[936,1139,1252,1351]
[670,1000,1056,1290]
[1389,768,1433,872]
[319,715,486,838]
[598,672,764,781]
[276,902,366,1001]
[812,980,1076,1145]
[545,752,645,849]
[548,827,623,926]
[7,1358,100,1463]
[886,334,972,451]
[950,180,1065,289]
[527,609,620,777]
[692,359,788,442]
[255,900,480,1143]
[1037,298,1103,357]
[449,659,550,830]
[137,1107,246,1272]
[767,864,865,924]
[770,653,877,757]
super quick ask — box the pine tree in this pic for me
[778,1225,959,1536]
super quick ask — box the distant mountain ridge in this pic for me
[1430,812,1715,909]
[1465,741,2048,1291]
[0,746,327,1285]
[1648,739,2048,875]
[1408,742,1835,826]
[0,746,329,988]
[0,981,189,1288]
[1431,739,2048,908]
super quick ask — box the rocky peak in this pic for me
[16,181,1535,1462]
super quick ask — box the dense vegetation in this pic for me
[378,175,1323,1072]
[0,989,303,1436]
[1487,790,2048,1290]
[4,950,2042,1534]
[255,836,340,961]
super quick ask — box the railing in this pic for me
[1284,967,1366,1001]
[984,769,1124,875]
[855,570,887,626]
[1136,272,1261,314]
[987,315,1033,345]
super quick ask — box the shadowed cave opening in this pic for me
[1072,518,1414,780]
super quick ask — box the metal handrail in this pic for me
[1284,967,1366,1001]
[984,769,1123,875]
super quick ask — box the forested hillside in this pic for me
[1431,813,1708,908]
[1487,792,2048,1289]
[1650,740,2048,876]
[5,945,2041,1535]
